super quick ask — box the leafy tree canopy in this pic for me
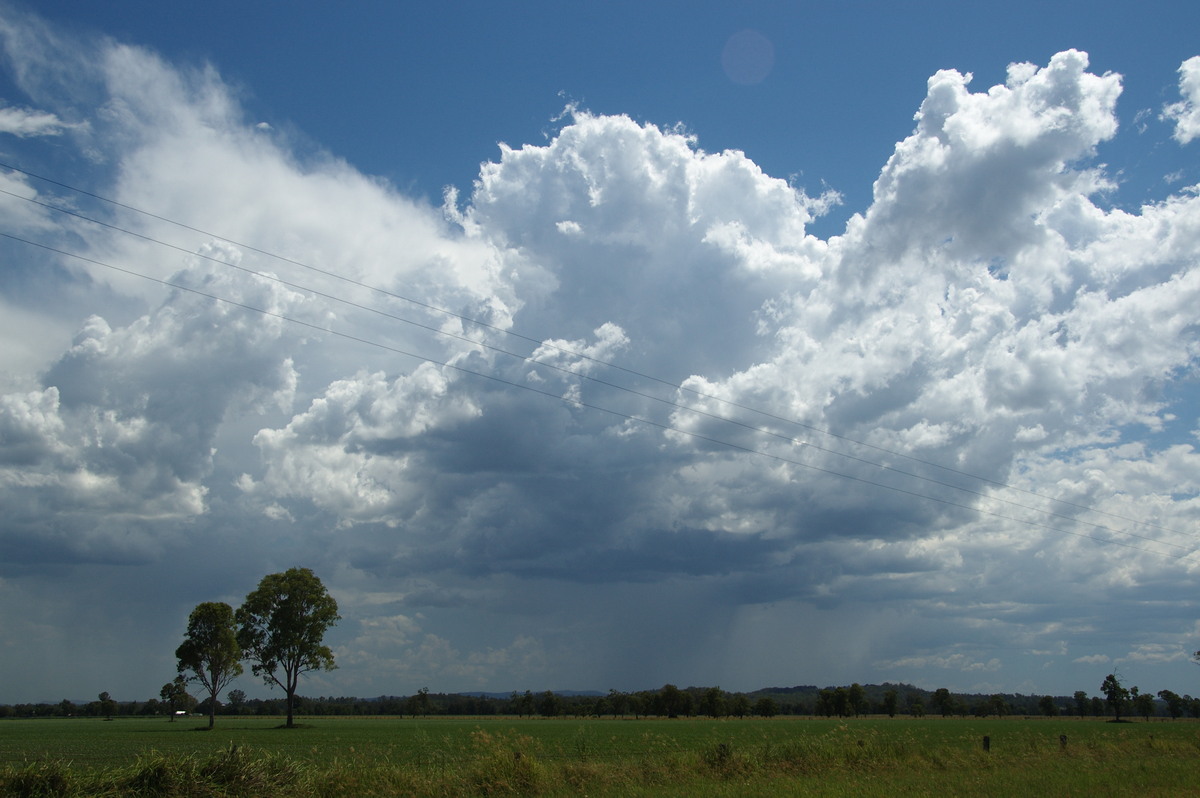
[176,601,243,729]
[236,567,340,728]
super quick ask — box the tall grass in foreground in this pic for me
[0,744,312,798]
[3,721,1199,796]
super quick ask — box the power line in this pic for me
[3,186,1193,556]
[0,160,1184,543]
[1,229,1193,562]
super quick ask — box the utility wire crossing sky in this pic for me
[3,164,1190,562]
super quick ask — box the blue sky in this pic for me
[2,0,1200,705]
[24,1,1199,227]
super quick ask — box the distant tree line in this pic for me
[9,676,1200,721]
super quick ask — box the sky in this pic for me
[1,0,1200,704]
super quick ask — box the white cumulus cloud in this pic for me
[1163,55,1200,144]
[0,104,68,137]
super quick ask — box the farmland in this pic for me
[2,714,1198,796]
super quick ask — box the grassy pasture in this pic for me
[2,715,1199,796]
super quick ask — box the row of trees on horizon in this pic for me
[5,675,1197,723]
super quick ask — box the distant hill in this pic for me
[458,690,605,700]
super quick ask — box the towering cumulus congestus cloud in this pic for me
[864,49,1120,263]
[670,50,1199,563]
[247,51,1200,599]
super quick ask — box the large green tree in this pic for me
[607,689,629,718]
[1101,673,1130,721]
[160,675,193,720]
[235,568,340,728]
[848,683,867,717]
[1158,689,1185,719]
[1132,687,1155,721]
[226,688,247,715]
[932,688,953,717]
[96,691,116,719]
[657,684,690,718]
[882,689,898,718]
[753,696,779,717]
[1073,690,1090,717]
[700,686,726,718]
[176,601,243,729]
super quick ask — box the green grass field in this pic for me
[3,715,1199,796]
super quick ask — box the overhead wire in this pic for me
[0,163,1194,560]
[0,228,1190,562]
[0,160,1181,541]
[1,186,1192,557]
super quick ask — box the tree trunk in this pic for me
[286,689,295,728]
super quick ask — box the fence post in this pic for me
[982,735,990,752]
